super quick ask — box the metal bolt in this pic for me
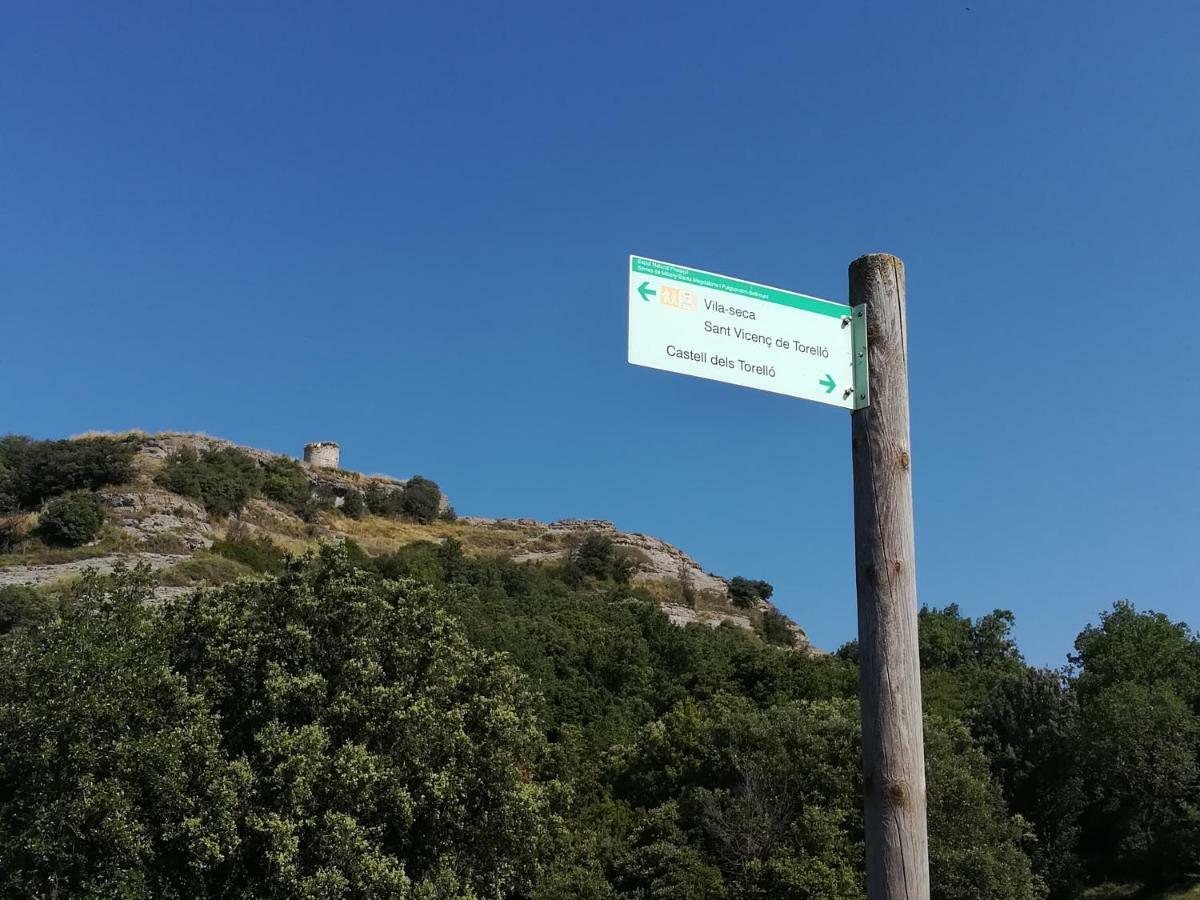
[843,389,853,399]
[841,316,851,328]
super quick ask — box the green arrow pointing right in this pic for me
[637,281,656,302]
[819,373,836,394]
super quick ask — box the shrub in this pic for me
[210,531,287,574]
[760,609,797,647]
[340,489,365,519]
[0,567,249,896]
[370,541,447,584]
[259,456,311,510]
[340,537,368,565]
[0,585,51,635]
[35,492,104,547]
[568,533,634,584]
[364,482,401,517]
[400,476,442,524]
[157,553,253,587]
[572,533,616,579]
[729,576,774,609]
[0,435,137,509]
[156,446,264,517]
[0,455,17,514]
[162,546,554,895]
[0,516,27,553]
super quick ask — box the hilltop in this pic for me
[0,431,813,652]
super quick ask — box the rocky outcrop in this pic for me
[660,602,753,631]
[510,518,729,598]
[0,553,186,588]
[97,488,213,550]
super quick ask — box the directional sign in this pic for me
[628,255,868,409]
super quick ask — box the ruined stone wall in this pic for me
[303,442,340,470]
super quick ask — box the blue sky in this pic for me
[3,1,1197,665]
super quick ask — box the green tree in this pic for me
[918,605,1026,719]
[0,514,27,552]
[925,718,1046,900]
[567,533,634,584]
[1076,680,1199,887]
[967,668,1084,898]
[210,529,287,574]
[1070,600,1200,703]
[399,475,442,524]
[260,456,312,511]
[0,567,249,898]
[340,489,365,519]
[0,434,138,510]
[156,446,264,517]
[603,694,1042,900]
[164,545,556,896]
[0,584,53,636]
[760,609,796,647]
[35,491,105,546]
[363,482,397,517]
[1066,602,1200,888]
[728,577,773,609]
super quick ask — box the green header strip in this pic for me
[632,256,849,318]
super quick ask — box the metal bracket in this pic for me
[851,303,869,410]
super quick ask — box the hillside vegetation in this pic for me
[0,432,1197,898]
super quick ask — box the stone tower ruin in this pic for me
[303,441,340,470]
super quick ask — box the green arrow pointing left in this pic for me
[638,281,656,302]
[819,373,836,394]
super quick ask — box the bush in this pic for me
[760,609,797,647]
[362,477,443,523]
[400,475,442,523]
[0,567,249,897]
[0,585,51,635]
[729,576,774,609]
[259,456,311,511]
[0,516,27,553]
[156,446,264,517]
[568,533,635,584]
[35,492,104,547]
[340,489,365,519]
[157,553,253,587]
[0,435,137,510]
[162,546,555,895]
[340,537,368,565]
[364,481,401,517]
[210,531,287,574]
[572,533,616,579]
[370,541,447,584]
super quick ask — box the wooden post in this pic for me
[850,253,930,900]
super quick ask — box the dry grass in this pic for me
[0,524,141,568]
[236,500,314,540]
[636,578,687,605]
[69,429,150,441]
[323,514,541,558]
[158,553,253,587]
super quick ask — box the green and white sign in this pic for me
[628,255,866,409]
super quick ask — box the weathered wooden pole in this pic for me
[849,253,930,899]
